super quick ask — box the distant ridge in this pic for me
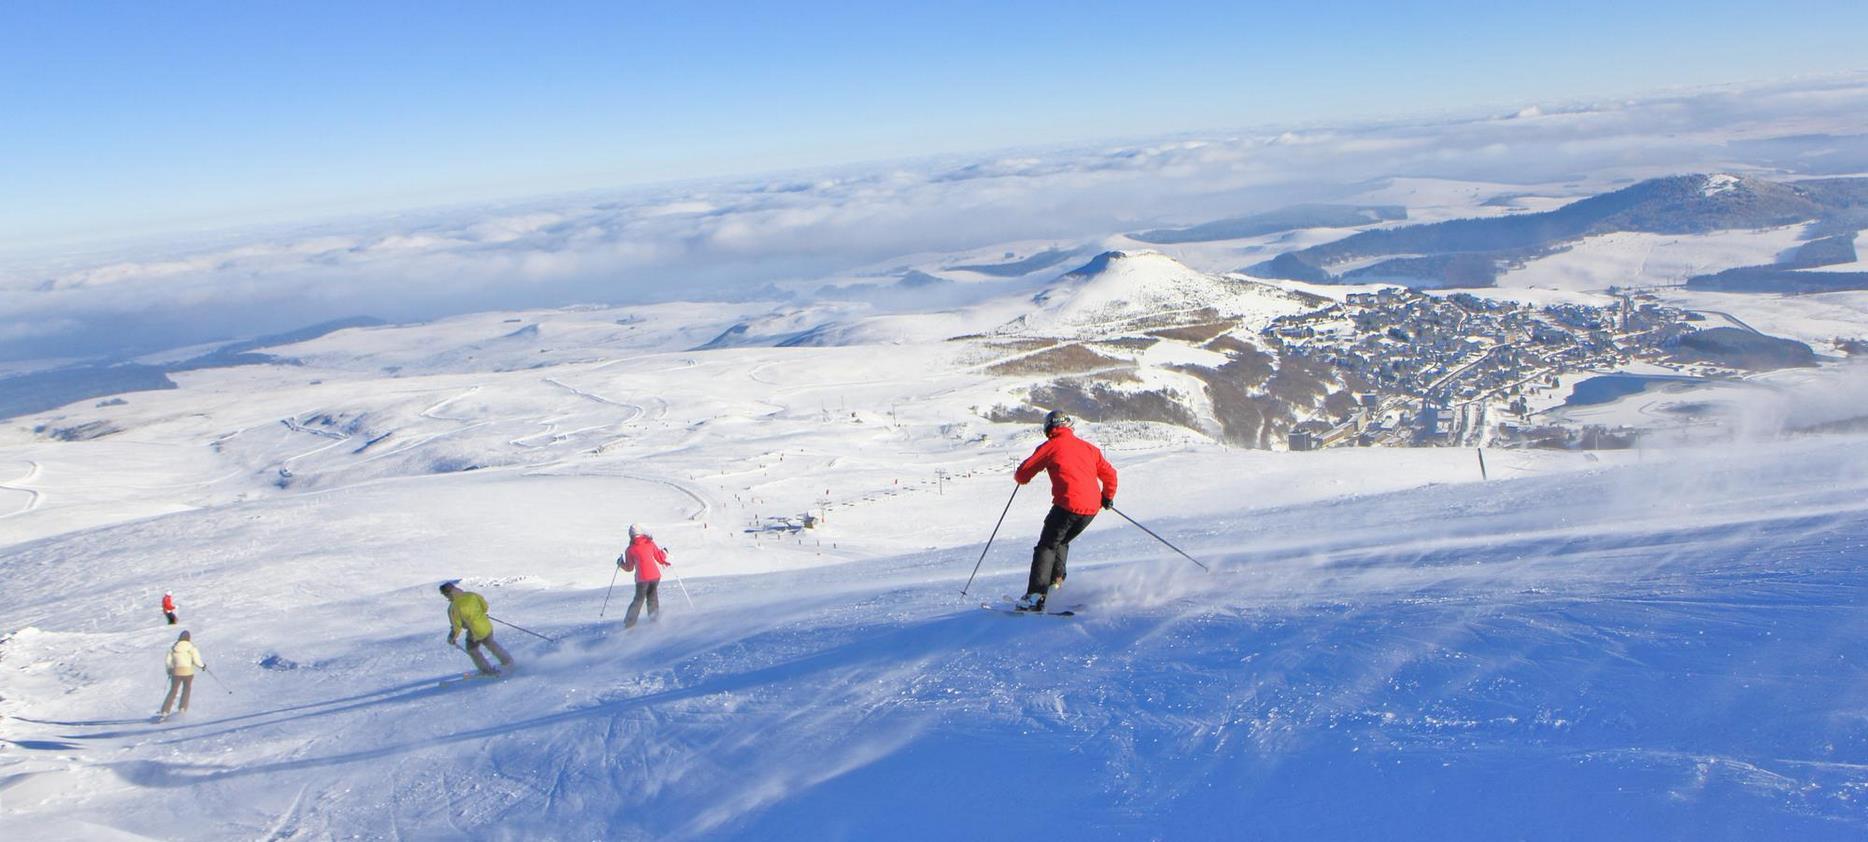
[947,248,1080,277]
[1249,174,1868,289]
[1130,203,1406,244]
[0,316,384,421]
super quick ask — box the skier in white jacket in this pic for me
[159,630,205,718]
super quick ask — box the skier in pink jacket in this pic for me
[617,524,671,629]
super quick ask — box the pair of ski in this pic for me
[438,668,510,687]
[980,596,1083,617]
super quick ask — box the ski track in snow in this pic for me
[541,375,639,413]
[4,436,1868,838]
[278,422,354,471]
[0,460,44,518]
[418,385,483,422]
[523,465,716,522]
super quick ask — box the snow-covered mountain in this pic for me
[1003,250,1322,338]
[6,164,1868,839]
[1248,173,1868,291]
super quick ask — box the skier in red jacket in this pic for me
[1012,411,1117,611]
[161,592,178,625]
[617,524,671,629]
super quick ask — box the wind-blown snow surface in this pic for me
[5,427,1868,838]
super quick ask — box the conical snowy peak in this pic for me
[1010,250,1316,337]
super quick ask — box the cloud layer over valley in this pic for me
[5,75,1868,363]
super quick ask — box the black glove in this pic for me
[1101,497,1114,510]
[447,635,457,647]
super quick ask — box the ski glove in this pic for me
[1101,497,1115,510]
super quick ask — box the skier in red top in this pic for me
[617,524,671,629]
[161,592,178,625]
[1012,411,1118,611]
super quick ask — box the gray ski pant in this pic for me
[160,674,194,714]
[465,633,514,674]
[624,581,660,629]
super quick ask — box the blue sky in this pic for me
[2,0,1864,250]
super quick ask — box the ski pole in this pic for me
[488,614,558,643]
[669,569,696,608]
[599,564,621,618]
[201,665,234,695]
[1110,505,1211,572]
[961,484,1020,597]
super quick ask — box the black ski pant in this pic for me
[1028,505,1096,597]
[624,581,660,629]
[164,611,177,625]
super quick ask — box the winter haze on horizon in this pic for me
[3,1,1868,360]
[7,74,1868,363]
[5,4,1868,841]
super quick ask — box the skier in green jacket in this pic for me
[440,581,514,676]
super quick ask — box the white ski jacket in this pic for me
[166,640,204,676]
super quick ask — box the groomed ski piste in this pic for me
[4,375,1868,838]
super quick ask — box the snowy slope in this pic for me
[1496,227,1813,293]
[8,165,1868,839]
[4,430,1867,839]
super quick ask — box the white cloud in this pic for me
[0,318,81,342]
[3,75,1867,361]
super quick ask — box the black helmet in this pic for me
[1043,410,1075,432]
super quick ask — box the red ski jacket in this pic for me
[622,535,669,583]
[162,594,175,612]
[1015,427,1117,516]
